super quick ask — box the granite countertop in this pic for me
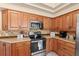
[43,35,75,44]
[0,34,75,44]
[0,37,31,43]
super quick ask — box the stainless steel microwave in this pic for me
[30,21,43,30]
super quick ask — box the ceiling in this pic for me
[0,3,79,17]
[20,3,71,13]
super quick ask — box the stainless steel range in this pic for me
[29,31,46,55]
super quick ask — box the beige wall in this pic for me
[0,10,2,30]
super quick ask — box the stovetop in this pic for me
[30,37,46,41]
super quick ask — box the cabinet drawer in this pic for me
[63,49,75,56]
[65,42,75,48]
[57,39,65,45]
[15,41,30,47]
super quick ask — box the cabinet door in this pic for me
[66,13,73,31]
[50,39,54,51]
[0,42,6,56]
[16,46,28,56]
[51,19,54,31]
[15,42,30,56]
[11,42,30,56]
[44,17,51,30]
[72,12,77,31]
[46,39,50,53]
[21,13,29,30]
[2,10,8,30]
[62,15,69,31]
[37,15,43,22]
[58,16,63,31]
[53,39,57,52]
[54,18,58,31]
[29,14,38,21]
[8,10,21,30]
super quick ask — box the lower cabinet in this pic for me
[57,39,75,56]
[46,39,57,53]
[0,42,6,56]
[46,38,75,56]
[0,41,31,56]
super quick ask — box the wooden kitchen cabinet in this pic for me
[62,15,70,31]
[57,39,75,56]
[51,18,55,31]
[37,15,43,22]
[29,14,38,21]
[51,16,62,31]
[46,39,57,53]
[54,18,58,31]
[0,42,6,56]
[67,12,77,31]
[46,39,50,53]
[58,16,63,31]
[2,10,23,30]
[51,10,77,31]
[21,13,29,30]
[53,39,58,52]
[0,41,31,56]
[46,39,53,53]
[43,17,51,30]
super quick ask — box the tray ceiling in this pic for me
[0,3,78,17]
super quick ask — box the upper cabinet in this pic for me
[66,12,76,31]
[62,15,70,31]
[51,16,63,31]
[29,14,38,21]
[37,15,43,22]
[2,9,47,31]
[51,10,77,31]
[21,13,29,30]
[2,10,23,30]
[2,9,77,31]
[43,17,51,30]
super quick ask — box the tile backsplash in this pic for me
[0,30,50,37]
[0,31,20,36]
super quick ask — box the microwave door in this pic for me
[31,23,40,29]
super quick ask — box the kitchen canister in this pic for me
[50,32,55,38]
[17,34,23,40]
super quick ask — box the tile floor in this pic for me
[33,52,58,56]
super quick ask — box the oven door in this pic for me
[31,40,46,53]
[31,42,39,53]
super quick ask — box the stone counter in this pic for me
[0,37,31,43]
[43,35,75,44]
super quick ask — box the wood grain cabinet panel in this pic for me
[46,39,54,53]
[43,17,51,30]
[8,10,21,30]
[21,13,29,30]
[53,39,58,52]
[2,10,23,30]
[37,15,43,22]
[29,14,38,21]
[46,39,50,53]
[57,39,75,56]
[46,39,57,53]
[51,10,77,31]
[51,18,55,31]
[0,42,6,56]
[0,41,31,56]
